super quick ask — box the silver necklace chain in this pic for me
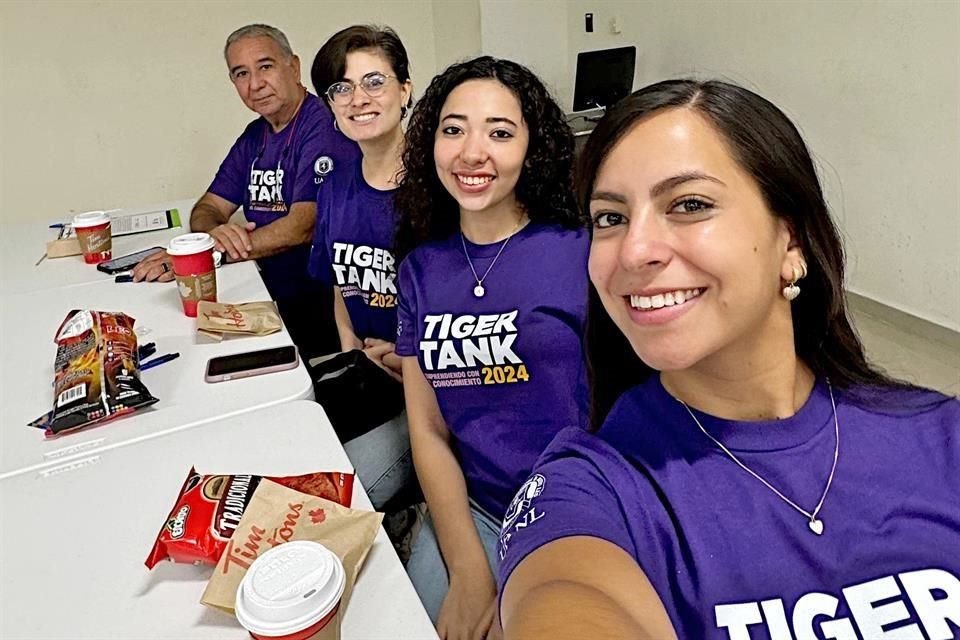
[677,381,840,536]
[459,221,523,298]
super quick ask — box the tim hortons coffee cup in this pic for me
[235,541,346,640]
[167,233,217,318]
[72,211,113,264]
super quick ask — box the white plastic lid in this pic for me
[71,210,111,228]
[235,541,346,637]
[167,232,215,256]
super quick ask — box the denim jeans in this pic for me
[405,501,501,623]
[342,411,412,510]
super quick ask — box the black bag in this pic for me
[306,349,405,443]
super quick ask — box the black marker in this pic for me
[138,342,157,360]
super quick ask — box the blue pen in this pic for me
[49,223,66,229]
[140,352,180,371]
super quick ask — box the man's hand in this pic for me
[209,221,257,261]
[437,572,497,640]
[362,338,402,382]
[131,250,175,282]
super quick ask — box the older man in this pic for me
[135,24,359,356]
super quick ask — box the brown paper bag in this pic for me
[200,479,383,617]
[46,224,82,258]
[196,301,283,341]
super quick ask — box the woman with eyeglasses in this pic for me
[308,25,413,510]
[392,57,590,638]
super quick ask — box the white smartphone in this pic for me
[204,346,299,383]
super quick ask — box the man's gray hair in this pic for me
[224,24,294,62]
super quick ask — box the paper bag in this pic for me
[200,479,383,616]
[196,301,283,341]
[46,225,82,258]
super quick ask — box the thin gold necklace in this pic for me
[677,381,840,536]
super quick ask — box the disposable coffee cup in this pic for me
[72,211,113,264]
[167,233,217,317]
[235,541,345,640]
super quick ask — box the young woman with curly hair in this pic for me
[392,57,590,637]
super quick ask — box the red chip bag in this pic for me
[50,310,158,436]
[145,467,354,569]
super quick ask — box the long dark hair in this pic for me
[394,56,584,260]
[581,79,938,426]
[310,25,412,113]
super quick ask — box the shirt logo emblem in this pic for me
[314,156,334,176]
[499,473,546,560]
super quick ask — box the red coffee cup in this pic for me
[72,211,113,264]
[235,541,345,640]
[167,233,217,317]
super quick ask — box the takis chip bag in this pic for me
[48,310,158,436]
[145,467,355,568]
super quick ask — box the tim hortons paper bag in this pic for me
[200,479,383,616]
[196,301,283,341]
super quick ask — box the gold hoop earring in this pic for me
[782,263,805,301]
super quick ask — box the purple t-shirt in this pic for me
[498,375,960,639]
[208,93,359,299]
[395,223,590,518]
[308,161,398,342]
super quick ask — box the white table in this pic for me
[0,255,313,479]
[0,199,197,295]
[0,401,437,639]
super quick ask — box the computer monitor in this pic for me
[572,46,637,112]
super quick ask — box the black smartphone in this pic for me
[205,346,299,383]
[96,247,165,274]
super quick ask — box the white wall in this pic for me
[560,0,959,330]
[0,0,439,224]
[2,0,957,329]
[479,0,570,102]
[433,0,482,71]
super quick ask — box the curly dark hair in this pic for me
[394,56,584,259]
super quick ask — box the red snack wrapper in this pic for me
[145,467,355,569]
[48,310,158,436]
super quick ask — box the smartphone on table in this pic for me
[96,247,165,274]
[204,346,299,383]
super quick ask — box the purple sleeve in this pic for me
[395,258,418,356]
[289,125,334,205]
[307,183,332,282]
[207,130,251,207]
[496,429,642,600]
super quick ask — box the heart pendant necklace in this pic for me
[678,381,840,536]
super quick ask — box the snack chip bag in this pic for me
[48,310,158,436]
[145,468,355,569]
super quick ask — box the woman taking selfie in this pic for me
[496,79,960,640]
[393,57,590,637]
